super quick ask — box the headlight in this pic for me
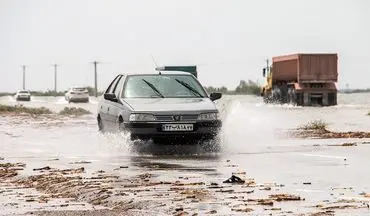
[198,112,219,121]
[129,114,156,122]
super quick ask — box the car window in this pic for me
[122,74,207,98]
[113,76,125,98]
[72,88,87,92]
[105,75,121,94]
[19,91,29,94]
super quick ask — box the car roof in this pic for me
[121,71,195,77]
[70,86,87,89]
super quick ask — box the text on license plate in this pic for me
[162,124,193,131]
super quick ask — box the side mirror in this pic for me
[210,92,222,101]
[104,93,118,102]
[262,68,266,77]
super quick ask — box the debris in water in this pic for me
[216,189,234,193]
[33,166,51,171]
[223,175,245,184]
[173,181,204,186]
[175,207,184,211]
[359,192,370,198]
[231,208,254,213]
[303,182,312,185]
[269,194,302,201]
[260,187,272,191]
[207,210,217,214]
[265,207,282,211]
[247,198,274,206]
[328,143,357,147]
[225,164,238,167]
[309,210,335,216]
[69,161,92,164]
[232,171,246,175]
[320,204,363,210]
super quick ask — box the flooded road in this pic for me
[1,93,370,215]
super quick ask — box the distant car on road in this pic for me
[15,90,31,101]
[65,87,89,103]
[97,72,222,144]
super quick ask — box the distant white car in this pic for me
[65,87,89,103]
[15,90,31,101]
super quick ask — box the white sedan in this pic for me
[15,90,31,101]
[65,87,89,103]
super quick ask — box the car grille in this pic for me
[155,114,198,122]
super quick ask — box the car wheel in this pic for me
[98,117,104,132]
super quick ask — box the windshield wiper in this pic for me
[175,79,203,98]
[141,79,164,98]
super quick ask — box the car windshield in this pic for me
[123,74,207,98]
[19,91,29,94]
[72,88,87,91]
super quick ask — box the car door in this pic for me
[99,75,122,127]
[106,75,126,128]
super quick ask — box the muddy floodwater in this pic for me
[1,93,370,216]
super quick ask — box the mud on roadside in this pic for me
[2,160,370,216]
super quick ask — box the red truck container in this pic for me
[261,53,338,106]
[272,53,338,83]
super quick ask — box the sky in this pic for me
[0,0,369,92]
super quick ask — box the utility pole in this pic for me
[92,61,99,97]
[52,64,58,96]
[22,65,26,90]
[265,59,269,72]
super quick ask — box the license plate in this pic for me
[162,124,193,131]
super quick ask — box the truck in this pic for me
[155,65,198,78]
[260,53,338,106]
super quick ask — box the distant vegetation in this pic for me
[339,88,370,94]
[0,92,14,97]
[30,90,65,96]
[205,80,261,96]
[0,104,91,116]
[59,107,91,116]
[368,111,370,116]
[0,104,52,115]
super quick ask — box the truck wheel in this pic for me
[287,88,295,104]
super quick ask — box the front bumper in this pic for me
[16,96,30,101]
[69,95,89,102]
[122,120,222,141]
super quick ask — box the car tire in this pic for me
[98,117,104,132]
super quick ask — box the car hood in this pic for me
[123,98,218,112]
